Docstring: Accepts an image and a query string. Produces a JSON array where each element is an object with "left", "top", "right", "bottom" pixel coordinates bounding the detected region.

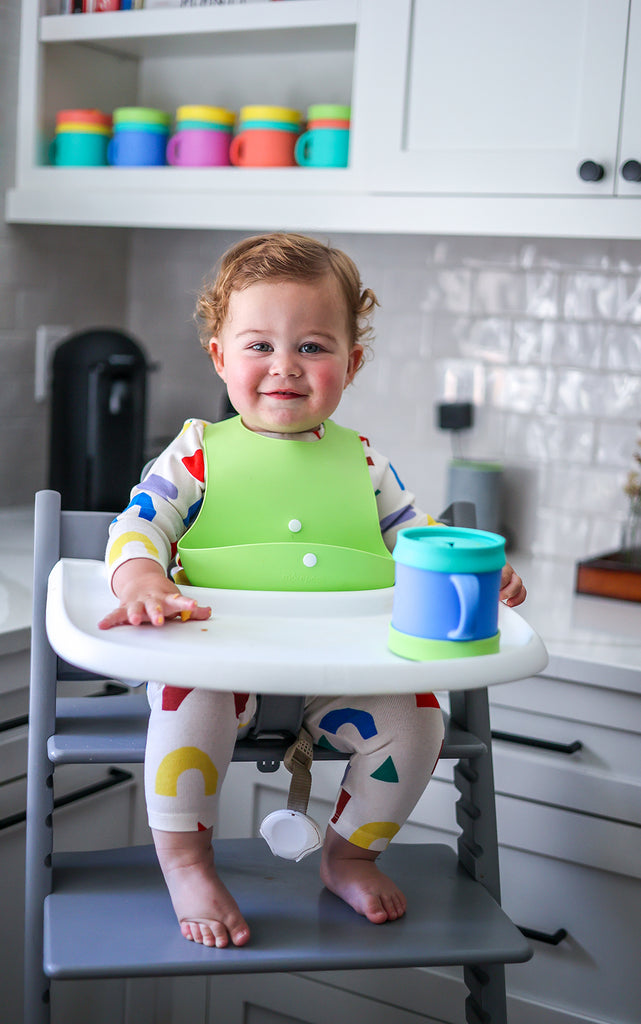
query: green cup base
[{"left": 388, "top": 626, "right": 500, "bottom": 661}]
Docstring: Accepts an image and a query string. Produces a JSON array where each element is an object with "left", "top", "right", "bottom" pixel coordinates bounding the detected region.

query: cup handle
[
  {"left": 107, "top": 136, "right": 117, "bottom": 165},
  {"left": 48, "top": 138, "right": 57, "bottom": 165},
  {"left": 229, "top": 134, "right": 243, "bottom": 166},
  {"left": 294, "top": 132, "right": 311, "bottom": 166},
  {"left": 166, "top": 134, "right": 179, "bottom": 166},
  {"left": 447, "top": 574, "right": 480, "bottom": 640}
]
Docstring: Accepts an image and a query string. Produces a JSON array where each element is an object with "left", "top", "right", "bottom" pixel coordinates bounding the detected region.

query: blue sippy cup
[{"left": 388, "top": 526, "right": 505, "bottom": 660}]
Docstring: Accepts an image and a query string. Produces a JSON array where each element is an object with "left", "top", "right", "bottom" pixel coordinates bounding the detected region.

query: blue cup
[
  {"left": 295, "top": 127, "right": 349, "bottom": 167},
  {"left": 388, "top": 526, "right": 505, "bottom": 661},
  {"left": 108, "top": 127, "right": 169, "bottom": 167}
]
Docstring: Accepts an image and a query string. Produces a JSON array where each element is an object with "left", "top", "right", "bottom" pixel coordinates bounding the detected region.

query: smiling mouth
[{"left": 263, "top": 390, "right": 306, "bottom": 399}]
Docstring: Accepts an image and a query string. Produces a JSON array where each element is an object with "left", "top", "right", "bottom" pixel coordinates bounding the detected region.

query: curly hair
[{"left": 194, "top": 233, "right": 378, "bottom": 365}]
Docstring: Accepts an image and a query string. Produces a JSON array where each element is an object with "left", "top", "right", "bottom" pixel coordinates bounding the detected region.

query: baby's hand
[
  {"left": 98, "top": 558, "right": 211, "bottom": 630},
  {"left": 499, "top": 562, "right": 527, "bottom": 608}
]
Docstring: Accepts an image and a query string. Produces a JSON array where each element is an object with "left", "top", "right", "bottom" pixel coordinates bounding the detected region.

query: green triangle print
[
  {"left": 370, "top": 756, "right": 399, "bottom": 783},
  {"left": 318, "top": 734, "right": 340, "bottom": 753}
]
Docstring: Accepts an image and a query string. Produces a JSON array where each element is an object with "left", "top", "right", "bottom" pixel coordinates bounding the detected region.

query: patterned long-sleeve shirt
[{"left": 105, "top": 418, "right": 435, "bottom": 587}]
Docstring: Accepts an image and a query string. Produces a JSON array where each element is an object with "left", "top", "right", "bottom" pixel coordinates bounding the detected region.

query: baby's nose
[{"left": 270, "top": 352, "right": 301, "bottom": 377}]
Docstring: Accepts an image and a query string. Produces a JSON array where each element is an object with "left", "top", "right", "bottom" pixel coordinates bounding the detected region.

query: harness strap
[{"left": 283, "top": 727, "right": 314, "bottom": 813}]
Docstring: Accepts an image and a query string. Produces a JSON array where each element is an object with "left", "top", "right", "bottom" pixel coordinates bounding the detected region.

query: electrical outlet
[{"left": 35, "top": 324, "right": 70, "bottom": 402}]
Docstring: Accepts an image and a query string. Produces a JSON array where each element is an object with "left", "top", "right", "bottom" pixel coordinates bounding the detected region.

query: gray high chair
[{"left": 25, "top": 489, "right": 532, "bottom": 1024}]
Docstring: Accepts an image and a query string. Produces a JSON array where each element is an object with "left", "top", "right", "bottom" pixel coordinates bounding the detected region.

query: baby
[{"left": 100, "top": 232, "right": 526, "bottom": 949}]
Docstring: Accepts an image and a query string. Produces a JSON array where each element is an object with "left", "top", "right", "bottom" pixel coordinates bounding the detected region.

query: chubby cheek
[
  {"left": 224, "top": 364, "right": 262, "bottom": 404},
  {"left": 311, "top": 364, "right": 352, "bottom": 403}
]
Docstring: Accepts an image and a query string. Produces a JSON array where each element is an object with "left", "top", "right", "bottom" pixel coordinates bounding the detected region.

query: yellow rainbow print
[
  {"left": 155, "top": 746, "right": 218, "bottom": 797},
  {"left": 348, "top": 821, "right": 400, "bottom": 851},
  {"left": 108, "top": 531, "right": 159, "bottom": 566}
]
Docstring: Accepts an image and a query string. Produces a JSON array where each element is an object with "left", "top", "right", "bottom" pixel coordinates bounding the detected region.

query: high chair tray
[
  {"left": 46, "top": 558, "right": 547, "bottom": 695},
  {"left": 44, "top": 840, "right": 531, "bottom": 978}
]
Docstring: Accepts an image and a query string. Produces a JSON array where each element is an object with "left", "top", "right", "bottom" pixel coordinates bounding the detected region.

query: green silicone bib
[{"left": 177, "top": 417, "right": 395, "bottom": 592}]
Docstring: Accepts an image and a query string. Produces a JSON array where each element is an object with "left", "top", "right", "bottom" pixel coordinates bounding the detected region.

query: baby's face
[{"left": 209, "top": 275, "right": 363, "bottom": 434}]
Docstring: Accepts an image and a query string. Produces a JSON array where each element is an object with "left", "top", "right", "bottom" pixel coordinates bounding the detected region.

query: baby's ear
[
  {"left": 346, "top": 343, "right": 365, "bottom": 384},
  {"left": 208, "top": 338, "right": 225, "bottom": 377}
]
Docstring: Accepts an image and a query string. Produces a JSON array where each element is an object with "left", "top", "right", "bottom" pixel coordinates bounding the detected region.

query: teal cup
[
  {"left": 295, "top": 127, "right": 349, "bottom": 168},
  {"left": 50, "top": 131, "right": 109, "bottom": 167}
]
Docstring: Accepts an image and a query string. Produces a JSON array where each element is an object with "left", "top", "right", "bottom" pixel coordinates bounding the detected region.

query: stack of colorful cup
[
  {"left": 108, "top": 107, "right": 171, "bottom": 167},
  {"left": 230, "top": 105, "right": 302, "bottom": 167},
  {"left": 295, "top": 104, "right": 351, "bottom": 168},
  {"left": 167, "top": 105, "right": 236, "bottom": 167},
  {"left": 50, "top": 109, "right": 112, "bottom": 167}
]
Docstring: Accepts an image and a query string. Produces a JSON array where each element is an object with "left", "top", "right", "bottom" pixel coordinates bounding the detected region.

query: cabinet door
[
  {"left": 617, "top": 0, "right": 641, "bottom": 195},
  {"left": 353, "top": 0, "right": 629, "bottom": 195}
]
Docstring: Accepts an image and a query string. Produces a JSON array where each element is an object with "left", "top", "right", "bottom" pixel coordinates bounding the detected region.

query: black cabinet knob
[
  {"left": 621, "top": 159, "right": 641, "bottom": 182},
  {"left": 578, "top": 160, "right": 605, "bottom": 182}
]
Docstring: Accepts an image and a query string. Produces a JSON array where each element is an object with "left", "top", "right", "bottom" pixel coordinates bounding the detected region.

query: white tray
[{"left": 46, "top": 559, "right": 548, "bottom": 695}]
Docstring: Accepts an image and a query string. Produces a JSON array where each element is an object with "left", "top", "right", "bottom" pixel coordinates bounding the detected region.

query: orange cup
[{"left": 230, "top": 127, "right": 297, "bottom": 167}]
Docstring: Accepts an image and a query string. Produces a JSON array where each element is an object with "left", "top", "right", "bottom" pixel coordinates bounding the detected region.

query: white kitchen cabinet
[
  {"left": 354, "top": 0, "right": 637, "bottom": 197},
  {"left": 6, "top": 0, "right": 641, "bottom": 236}
]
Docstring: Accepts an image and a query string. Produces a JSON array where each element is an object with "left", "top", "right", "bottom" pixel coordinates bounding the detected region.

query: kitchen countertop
[{"left": 1, "top": 507, "right": 639, "bottom": 694}]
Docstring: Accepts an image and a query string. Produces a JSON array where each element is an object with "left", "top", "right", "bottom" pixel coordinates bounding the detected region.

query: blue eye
[
  {"left": 250, "top": 342, "right": 272, "bottom": 352},
  {"left": 300, "top": 342, "right": 322, "bottom": 354}
]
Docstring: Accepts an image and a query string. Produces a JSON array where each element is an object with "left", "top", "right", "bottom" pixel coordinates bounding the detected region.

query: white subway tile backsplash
[
  {"left": 613, "top": 275, "right": 641, "bottom": 323},
  {"left": 596, "top": 421, "right": 641, "bottom": 468},
  {"left": 588, "top": 515, "right": 627, "bottom": 556},
  {"left": 419, "top": 268, "right": 472, "bottom": 314},
  {"left": 542, "top": 465, "right": 623, "bottom": 516},
  {"left": 524, "top": 270, "right": 559, "bottom": 318},
  {"left": 603, "top": 325, "right": 641, "bottom": 371},
  {"left": 514, "top": 320, "right": 603, "bottom": 369},
  {"left": 460, "top": 317, "right": 512, "bottom": 363},
  {"left": 434, "top": 357, "right": 485, "bottom": 404},
  {"left": 472, "top": 269, "right": 526, "bottom": 315},
  {"left": 496, "top": 365, "right": 554, "bottom": 414},
  {"left": 562, "top": 272, "right": 619, "bottom": 320},
  {"left": 532, "top": 508, "right": 590, "bottom": 562},
  {"left": 555, "top": 369, "right": 602, "bottom": 416},
  {"left": 504, "top": 414, "right": 595, "bottom": 464}
]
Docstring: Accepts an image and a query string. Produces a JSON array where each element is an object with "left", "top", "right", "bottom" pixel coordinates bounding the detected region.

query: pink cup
[
  {"left": 230, "top": 128, "right": 297, "bottom": 167},
  {"left": 166, "top": 128, "right": 231, "bottom": 167}
]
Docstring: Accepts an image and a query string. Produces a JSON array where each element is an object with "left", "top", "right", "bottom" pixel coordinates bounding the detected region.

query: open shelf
[{"left": 39, "top": 1, "right": 358, "bottom": 60}]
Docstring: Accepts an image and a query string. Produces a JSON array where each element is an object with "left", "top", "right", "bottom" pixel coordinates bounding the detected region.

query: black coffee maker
[{"left": 49, "top": 328, "right": 149, "bottom": 511}]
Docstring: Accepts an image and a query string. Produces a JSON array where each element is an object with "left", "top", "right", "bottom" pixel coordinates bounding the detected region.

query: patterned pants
[{"left": 145, "top": 683, "right": 445, "bottom": 852}]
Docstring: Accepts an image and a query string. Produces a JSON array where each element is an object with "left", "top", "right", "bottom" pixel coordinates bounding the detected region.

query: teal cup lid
[{"left": 393, "top": 526, "right": 505, "bottom": 573}]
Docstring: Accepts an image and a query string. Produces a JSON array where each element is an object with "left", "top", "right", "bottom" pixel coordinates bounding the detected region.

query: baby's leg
[
  {"left": 305, "top": 692, "right": 444, "bottom": 924},
  {"left": 145, "top": 683, "right": 256, "bottom": 947}
]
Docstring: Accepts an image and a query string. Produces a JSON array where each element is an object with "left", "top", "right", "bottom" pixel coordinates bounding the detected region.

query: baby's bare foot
[
  {"left": 152, "top": 828, "right": 250, "bottom": 948},
  {"left": 320, "top": 825, "right": 407, "bottom": 924}
]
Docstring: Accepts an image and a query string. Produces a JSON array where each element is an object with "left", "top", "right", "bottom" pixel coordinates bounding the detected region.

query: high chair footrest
[
  {"left": 50, "top": 694, "right": 150, "bottom": 763},
  {"left": 45, "top": 840, "right": 531, "bottom": 978}
]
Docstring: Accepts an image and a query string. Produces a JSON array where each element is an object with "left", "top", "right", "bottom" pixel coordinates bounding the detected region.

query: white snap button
[
  {"left": 288, "top": 519, "right": 302, "bottom": 533},
  {"left": 303, "top": 553, "right": 317, "bottom": 568}
]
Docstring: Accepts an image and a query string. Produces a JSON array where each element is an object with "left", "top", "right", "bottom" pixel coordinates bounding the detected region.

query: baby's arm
[
  {"left": 499, "top": 562, "right": 526, "bottom": 607},
  {"left": 98, "top": 557, "right": 211, "bottom": 629},
  {"left": 363, "top": 440, "right": 527, "bottom": 609}
]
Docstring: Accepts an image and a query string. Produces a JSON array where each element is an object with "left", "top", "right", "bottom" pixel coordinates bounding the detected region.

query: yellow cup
[
  {"left": 176, "top": 105, "right": 236, "bottom": 127},
  {"left": 239, "top": 105, "right": 301, "bottom": 126}
]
